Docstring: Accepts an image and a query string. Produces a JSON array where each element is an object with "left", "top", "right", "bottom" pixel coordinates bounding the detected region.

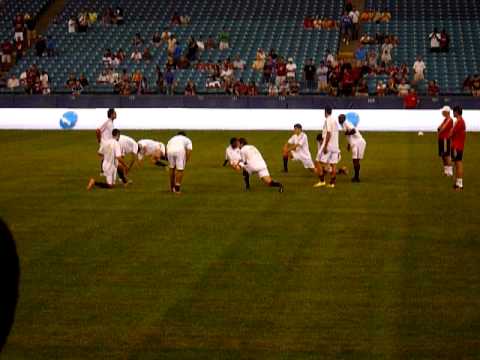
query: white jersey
[
  {"left": 225, "top": 145, "right": 241, "bottom": 164},
  {"left": 118, "top": 135, "right": 138, "bottom": 156},
  {"left": 240, "top": 145, "right": 267, "bottom": 171},
  {"left": 99, "top": 139, "right": 121, "bottom": 174},
  {"left": 166, "top": 135, "right": 193, "bottom": 154},
  {"left": 98, "top": 118, "right": 114, "bottom": 143},
  {"left": 321, "top": 115, "right": 340, "bottom": 152},
  {"left": 137, "top": 139, "right": 165, "bottom": 159},
  {"left": 288, "top": 132, "right": 312, "bottom": 160},
  {"left": 342, "top": 120, "right": 365, "bottom": 147}
]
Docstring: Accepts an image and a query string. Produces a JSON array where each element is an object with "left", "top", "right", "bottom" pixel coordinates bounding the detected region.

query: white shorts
[
  {"left": 168, "top": 151, "right": 186, "bottom": 170},
  {"left": 291, "top": 151, "right": 315, "bottom": 169},
  {"left": 245, "top": 164, "right": 270, "bottom": 178},
  {"left": 351, "top": 141, "right": 366, "bottom": 160},
  {"left": 316, "top": 147, "right": 341, "bottom": 165},
  {"left": 103, "top": 170, "right": 117, "bottom": 186}
]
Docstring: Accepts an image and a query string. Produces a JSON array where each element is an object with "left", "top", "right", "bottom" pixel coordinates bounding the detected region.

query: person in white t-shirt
[
  {"left": 286, "top": 57, "right": 297, "bottom": 80},
  {"left": 118, "top": 134, "right": 139, "bottom": 184},
  {"left": 87, "top": 129, "right": 128, "bottom": 190},
  {"left": 223, "top": 137, "right": 242, "bottom": 170},
  {"left": 166, "top": 132, "right": 193, "bottom": 193},
  {"left": 96, "top": 108, "right": 116, "bottom": 144},
  {"left": 282, "top": 123, "right": 314, "bottom": 172},
  {"left": 137, "top": 139, "right": 167, "bottom": 166},
  {"left": 429, "top": 28, "right": 440, "bottom": 52},
  {"left": 238, "top": 138, "right": 283, "bottom": 192},
  {"left": 413, "top": 56, "right": 426, "bottom": 83},
  {"left": 338, "top": 114, "right": 366, "bottom": 182},
  {"left": 314, "top": 106, "right": 340, "bottom": 188}
]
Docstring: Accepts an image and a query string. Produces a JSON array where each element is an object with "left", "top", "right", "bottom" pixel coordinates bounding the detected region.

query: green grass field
[{"left": 1, "top": 130, "right": 479, "bottom": 359}]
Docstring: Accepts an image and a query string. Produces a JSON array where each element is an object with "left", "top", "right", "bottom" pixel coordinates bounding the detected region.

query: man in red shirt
[
  {"left": 275, "top": 57, "right": 287, "bottom": 87},
  {"left": 437, "top": 106, "right": 453, "bottom": 176},
  {"left": 403, "top": 89, "right": 419, "bottom": 109},
  {"left": 450, "top": 105, "right": 466, "bottom": 190}
]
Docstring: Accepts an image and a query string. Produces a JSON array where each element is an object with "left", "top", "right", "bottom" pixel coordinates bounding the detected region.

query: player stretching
[
  {"left": 314, "top": 107, "right": 340, "bottom": 188},
  {"left": 95, "top": 108, "right": 116, "bottom": 174},
  {"left": 137, "top": 139, "right": 167, "bottom": 166},
  {"left": 437, "top": 106, "right": 453, "bottom": 177},
  {"left": 451, "top": 106, "right": 466, "bottom": 191},
  {"left": 87, "top": 129, "right": 128, "bottom": 190},
  {"left": 238, "top": 138, "right": 283, "bottom": 192},
  {"left": 118, "top": 133, "right": 139, "bottom": 185},
  {"left": 166, "top": 132, "right": 193, "bottom": 193},
  {"left": 338, "top": 114, "right": 366, "bottom": 182},
  {"left": 282, "top": 123, "right": 315, "bottom": 172},
  {"left": 223, "top": 137, "right": 242, "bottom": 170}
]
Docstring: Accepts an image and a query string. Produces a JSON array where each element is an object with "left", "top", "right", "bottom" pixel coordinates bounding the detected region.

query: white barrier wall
[{"left": 0, "top": 108, "right": 478, "bottom": 131}]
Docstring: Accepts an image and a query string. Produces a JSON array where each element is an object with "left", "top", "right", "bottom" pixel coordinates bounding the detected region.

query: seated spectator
[
  {"left": 248, "top": 81, "right": 258, "bottom": 96},
  {"left": 404, "top": 89, "right": 419, "bottom": 109},
  {"left": 161, "top": 27, "right": 171, "bottom": 41},
  {"left": 206, "top": 35, "right": 216, "bottom": 49},
  {"left": 386, "top": 78, "right": 398, "bottom": 95},
  {"left": 427, "top": 80, "right": 440, "bottom": 96},
  {"left": 340, "top": 68, "right": 354, "bottom": 96},
  {"left": 367, "top": 50, "right": 378, "bottom": 70},
  {"left": 397, "top": 79, "right": 410, "bottom": 96},
  {"left": 269, "top": 48, "right": 278, "bottom": 60},
  {"left": 268, "top": 82, "right": 278, "bottom": 96},
  {"left": 88, "top": 9, "right": 97, "bottom": 25},
  {"left": 35, "top": 36, "right": 46, "bottom": 57},
  {"left": 68, "top": 16, "right": 76, "bottom": 33},
  {"left": 77, "top": 10, "right": 88, "bottom": 32},
  {"left": 171, "top": 12, "right": 181, "bottom": 26},
  {"left": 46, "top": 36, "right": 55, "bottom": 57},
  {"left": 14, "top": 39, "right": 24, "bottom": 60},
  {"left": 220, "top": 60, "right": 234, "bottom": 80},
  {"left": 233, "top": 78, "right": 249, "bottom": 97},
  {"left": 132, "top": 33, "right": 144, "bottom": 47},
  {"left": 184, "top": 79, "right": 196, "bottom": 96},
  {"left": 303, "top": 17, "right": 314, "bottom": 29},
  {"left": 380, "top": 39, "right": 393, "bottom": 64},
  {"left": 97, "top": 70, "right": 109, "bottom": 84},
  {"left": 152, "top": 32, "right": 162, "bottom": 47},
  {"left": 180, "top": 15, "right": 191, "bottom": 26},
  {"left": 252, "top": 48, "right": 266, "bottom": 71},
  {"left": 167, "top": 34, "right": 177, "bottom": 56},
  {"left": 360, "top": 34, "right": 375, "bottom": 44},
  {"left": 173, "top": 42, "right": 182, "bottom": 65},
  {"left": 376, "top": 80, "right": 386, "bottom": 96},
  {"left": 325, "top": 50, "right": 336, "bottom": 67},
  {"left": 102, "top": 49, "right": 113, "bottom": 66},
  {"left": 79, "top": 73, "right": 89, "bottom": 87},
  {"left": 130, "top": 49, "right": 142, "bottom": 63},
  {"left": 177, "top": 55, "right": 190, "bottom": 69},
  {"left": 114, "top": 7, "right": 124, "bottom": 25},
  {"left": 186, "top": 37, "right": 198, "bottom": 62},
  {"left": 131, "top": 69, "right": 142, "bottom": 85},
  {"left": 196, "top": 38, "right": 205, "bottom": 52},
  {"left": 429, "top": 28, "right": 441, "bottom": 52},
  {"left": 462, "top": 75, "right": 473, "bottom": 93},
  {"left": 218, "top": 28, "right": 230, "bottom": 50},
  {"left": 142, "top": 47, "right": 152, "bottom": 63},
  {"left": 102, "top": 7, "right": 114, "bottom": 25},
  {"left": 233, "top": 54, "right": 246, "bottom": 70},
  {"left": 356, "top": 78, "right": 369, "bottom": 96},
  {"left": 7, "top": 75, "right": 19, "bottom": 89},
  {"left": 72, "top": 80, "right": 83, "bottom": 96},
  {"left": 289, "top": 79, "right": 300, "bottom": 96},
  {"left": 471, "top": 74, "right": 480, "bottom": 96},
  {"left": 66, "top": 73, "right": 76, "bottom": 89},
  {"left": 440, "top": 29, "right": 449, "bottom": 52}
]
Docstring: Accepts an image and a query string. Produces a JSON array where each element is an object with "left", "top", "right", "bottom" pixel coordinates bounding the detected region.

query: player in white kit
[
  {"left": 137, "top": 139, "right": 167, "bottom": 166},
  {"left": 118, "top": 133, "right": 139, "bottom": 185},
  {"left": 95, "top": 108, "right": 117, "bottom": 174},
  {"left": 166, "top": 132, "right": 193, "bottom": 193},
  {"left": 87, "top": 129, "right": 128, "bottom": 190},
  {"left": 314, "top": 106, "right": 341, "bottom": 188},
  {"left": 282, "top": 123, "right": 315, "bottom": 172},
  {"left": 338, "top": 114, "right": 367, "bottom": 182},
  {"left": 238, "top": 138, "right": 283, "bottom": 192},
  {"left": 223, "top": 137, "right": 242, "bottom": 171}
]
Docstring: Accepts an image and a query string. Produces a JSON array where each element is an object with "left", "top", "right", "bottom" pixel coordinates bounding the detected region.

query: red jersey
[
  {"left": 403, "top": 94, "right": 418, "bottom": 109},
  {"left": 438, "top": 116, "right": 453, "bottom": 140},
  {"left": 451, "top": 116, "right": 466, "bottom": 150}
]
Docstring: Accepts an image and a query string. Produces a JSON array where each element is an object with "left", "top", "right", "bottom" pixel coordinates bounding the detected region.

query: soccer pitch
[{"left": 1, "top": 130, "right": 479, "bottom": 359}]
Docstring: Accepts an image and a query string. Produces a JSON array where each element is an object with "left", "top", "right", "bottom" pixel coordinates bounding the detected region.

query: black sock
[
  {"left": 319, "top": 174, "right": 325, "bottom": 182},
  {"left": 155, "top": 160, "right": 167, "bottom": 167},
  {"left": 330, "top": 176, "right": 336, "bottom": 185},
  {"left": 117, "top": 168, "right": 127, "bottom": 184},
  {"left": 354, "top": 163, "right": 360, "bottom": 179},
  {"left": 243, "top": 170, "right": 250, "bottom": 189},
  {"left": 222, "top": 159, "right": 229, "bottom": 167},
  {"left": 95, "top": 182, "right": 111, "bottom": 189},
  {"left": 283, "top": 156, "right": 288, "bottom": 171},
  {"left": 100, "top": 160, "right": 103, "bottom": 173},
  {"left": 174, "top": 185, "right": 181, "bottom": 192},
  {"left": 269, "top": 180, "right": 282, "bottom": 187}
]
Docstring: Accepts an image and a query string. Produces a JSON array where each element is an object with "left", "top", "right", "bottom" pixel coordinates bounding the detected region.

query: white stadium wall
[{"left": 0, "top": 108, "right": 478, "bottom": 131}]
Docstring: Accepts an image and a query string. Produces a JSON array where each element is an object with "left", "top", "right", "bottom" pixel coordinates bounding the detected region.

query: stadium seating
[
  {"left": 363, "top": 0, "right": 480, "bottom": 94},
  {"left": 7, "top": 0, "right": 342, "bottom": 93}
]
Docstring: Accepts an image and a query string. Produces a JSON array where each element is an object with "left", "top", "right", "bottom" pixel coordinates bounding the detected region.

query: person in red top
[
  {"left": 403, "top": 88, "right": 419, "bottom": 109},
  {"left": 275, "top": 58, "right": 287, "bottom": 87},
  {"left": 437, "top": 106, "right": 453, "bottom": 176},
  {"left": 450, "top": 105, "right": 466, "bottom": 190}
]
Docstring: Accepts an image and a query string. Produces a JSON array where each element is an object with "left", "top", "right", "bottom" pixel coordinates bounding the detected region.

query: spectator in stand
[
  {"left": 340, "top": 11, "right": 353, "bottom": 45},
  {"left": 233, "top": 54, "right": 246, "bottom": 70},
  {"left": 354, "top": 44, "right": 367, "bottom": 63},
  {"left": 325, "top": 50, "right": 336, "bottom": 67},
  {"left": 35, "top": 36, "right": 46, "bottom": 57},
  {"left": 268, "top": 82, "right": 278, "bottom": 96},
  {"left": 173, "top": 42, "right": 182, "bottom": 66},
  {"left": 171, "top": 12, "right": 181, "bottom": 26},
  {"left": 161, "top": 27, "right": 171, "bottom": 42},
  {"left": 46, "top": 36, "right": 55, "bottom": 57},
  {"left": 79, "top": 73, "right": 89, "bottom": 88},
  {"left": 397, "top": 78, "right": 410, "bottom": 96},
  {"left": 66, "top": 73, "right": 76, "bottom": 89},
  {"left": 263, "top": 56, "right": 273, "bottom": 83},
  {"left": 356, "top": 78, "right": 369, "bottom": 96},
  {"left": 427, "top": 80, "right": 440, "bottom": 96},
  {"left": 25, "top": 13, "right": 36, "bottom": 47},
  {"left": 132, "top": 33, "right": 144, "bottom": 47},
  {"left": 68, "top": 16, "right": 76, "bottom": 33},
  {"left": 167, "top": 34, "right": 177, "bottom": 56},
  {"left": 303, "top": 58, "right": 316, "bottom": 90},
  {"left": 404, "top": 88, "right": 419, "bottom": 109},
  {"left": 248, "top": 81, "right": 258, "bottom": 96},
  {"left": 156, "top": 65, "right": 165, "bottom": 94},
  {"left": 386, "top": 78, "right": 398, "bottom": 95},
  {"left": 367, "top": 50, "right": 378, "bottom": 70},
  {"left": 304, "top": 17, "right": 314, "bottom": 29},
  {"left": 72, "top": 79, "right": 83, "bottom": 96},
  {"left": 164, "top": 67, "right": 175, "bottom": 95},
  {"left": 114, "top": 6, "right": 124, "bottom": 25},
  {"left": 130, "top": 49, "right": 142, "bottom": 63},
  {"left": 462, "top": 75, "right": 472, "bottom": 93},
  {"left": 196, "top": 38, "right": 205, "bottom": 53},
  {"left": 376, "top": 80, "right": 386, "bottom": 96},
  {"left": 233, "top": 78, "right": 249, "bottom": 97},
  {"left": 142, "top": 47, "right": 152, "bottom": 63},
  {"left": 177, "top": 55, "right": 190, "bottom": 69},
  {"left": 252, "top": 48, "right": 266, "bottom": 71},
  {"left": 152, "top": 32, "right": 161, "bottom": 48},
  {"left": 14, "top": 14, "right": 24, "bottom": 43},
  {"left": 206, "top": 35, "right": 216, "bottom": 49},
  {"left": 180, "top": 15, "right": 191, "bottom": 26},
  {"left": 186, "top": 36, "right": 198, "bottom": 62},
  {"left": 349, "top": 7, "right": 360, "bottom": 40},
  {"left": 14, "top": 39, "right": 24, "bottom": 60},
  {"left": 316, "top": 60, "right": 329, "bottom": 93},
  {"left": 218, "top": 28, "right": 230, "bottom": 50},
  {"left": 102, "top": 49, "right": 113, "bottom": 67},
  {"left": 77, "top": 10, "right": 88, "bottom": 32},
  {"left": 88, "top": 9, "right": 98, "bottom": 25},
  {"left": 341, "top": 68, "right": 354, "bottom": 96},
  {"left": 345, "top": 0, "right": 353, "bottom": 13},
  {"left": 7, "top": 74, "right": 19, "bottom": 90},
  {"left": 381, "top": 39, "right": 393, "bottom": 65},
  {"left": 440, "top": 29, "right": 449, "bottom": 52},
  {"left": 286, "top": 57, "right": 297, "bottom": 80},
  {"left": 471, "top": 74, "right": 480, "bottom": 96},
  {"left": 184, "top": 79, "right": 196, "bottom": 96},
  {"left": 275, "top": 57, "right": 287, "bottom": 87},
  {"left": 429, "top": 28, "right": 441, "bottom": 52},
  {"left": 97, "top": 70, "right": 109, "bottom": 84},
  {"left": 412, "top": 56, "right": 426, "bottom": 84}
]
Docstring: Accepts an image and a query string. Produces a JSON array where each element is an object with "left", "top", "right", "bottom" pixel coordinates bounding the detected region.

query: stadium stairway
[
  {"left": 337, "top": 0, "right": 366, "bottom": 62},
  {"left": 36, "top": 0, "right": 66, "bottom": 35}
]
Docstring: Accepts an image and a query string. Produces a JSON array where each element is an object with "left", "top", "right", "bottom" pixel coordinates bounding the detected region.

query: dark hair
[
  {"left": 107, "top": 108, "right": 115, "bottom": 118},
  {"left": 338, "top": 114, "right": 346, "bottom": 123},
  {"left": 229, "top": 137, "right": 237, "bottom": 146},
  {"left": 239, "top": 137, "right": 247, "bottom": 145},
  {"left": 325, "top": 106, "right": 333, "bottom": 115},
  {"left": 0, "top": 219, "right": 20, "bottom": 352},
  {"left": 453, "top": 105, "right": 462, "bottom": 115},
  {"left": 294, "top": 123, "right": 302, "bottom": 129},
  {"left": 177, "top": 131, "right": 186, "bottom": 136},
  {"left": 112, "top": 128, "right": 120, "bottom": 137}
]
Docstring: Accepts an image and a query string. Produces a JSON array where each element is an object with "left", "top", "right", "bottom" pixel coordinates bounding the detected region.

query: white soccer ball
[{"left": 418, "top": 131, "right": 424, "bottom": 136}]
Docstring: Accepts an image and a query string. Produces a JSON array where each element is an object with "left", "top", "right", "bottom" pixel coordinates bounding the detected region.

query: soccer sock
[
  {"left": 319, "top": 173, "right": 325, "bottom": 182},
  {"left": 117, "top": 168, "right": 127, "bottom": 184},
  {"left": 354, "top": 163, "right": 360, "bottom": 179},
  {"left": 222, "top": 159, "right": 229, "bottom": 167},
  {"left": 448, "top": 166, "right": 454, "bottom": 175},
  {"left": 269, "top": 180, "right": 282, "bottom": 187},
  {"left": 456, "top": 178, "right": 463, "bottom": 187},
  {"left": 174, "top": 184, "right": 181, "bottom": 192},
  {"left": 155, "top": 160, "right": 167, "bottom": 167},
  {"left": 330, "top": 176, "right": 336, "bottom": 185},
  {"left": 242, "top": 170, "right": 250, "bottom": 189},
  {"left": 283, "top": 156, "right": 288, "bottom": 171},
  {"left": 94, "top": 182, "right": 110, "bottom": 189}
]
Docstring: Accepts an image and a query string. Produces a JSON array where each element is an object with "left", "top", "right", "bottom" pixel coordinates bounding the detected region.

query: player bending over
[
  {"left": 166, "top": 131, "right": 193, "bottom": 194},
  {"left": 238, "top": 138, "right": 283, "bottom": 192},
  {"left": 450, "top": 105, "right": 466, "bottom": 191},
  {"left": 338, "top": 114, "right": 367, "bottom": 182},
  {"left": 314, "top": 106, "right": 341, "bottom": 188},
  {"left": 282, "top": 123, "right": 315, "bottom": 172},
  {"left": 223, "top": 137, "right": 242, "bottom": 171},
  {"left": 118, "top": 133, "right": 139, "bottom": 185},
  {"left": 137, "top": 139, "right": 167, "bottom": 166},
  {"left": 87, "top": 129, "right": 128, "bottom": 190},
  {"left": 437, "top": 106, "right": 453, "bottom": 177}
]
